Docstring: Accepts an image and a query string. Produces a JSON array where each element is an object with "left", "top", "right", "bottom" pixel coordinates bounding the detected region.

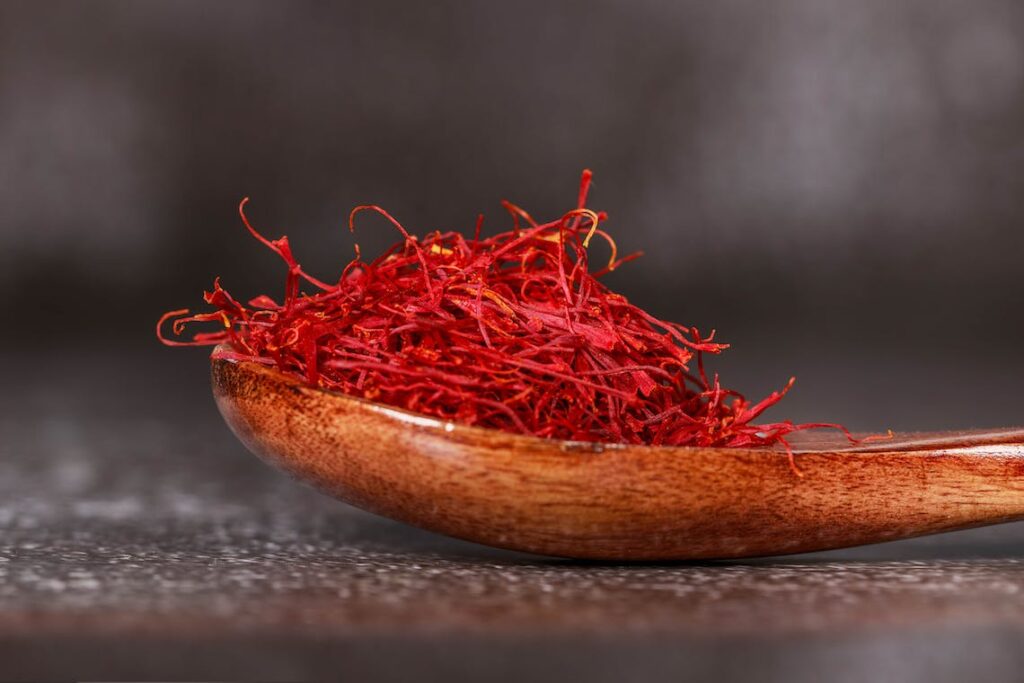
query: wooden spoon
[{"left": 212, "top": 354, "right": 1024, "bottom": 560}]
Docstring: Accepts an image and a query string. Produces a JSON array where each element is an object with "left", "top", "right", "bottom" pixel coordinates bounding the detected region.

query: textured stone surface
[{"left": 3, "top": 348, "right": 1024, "bottom": 680}]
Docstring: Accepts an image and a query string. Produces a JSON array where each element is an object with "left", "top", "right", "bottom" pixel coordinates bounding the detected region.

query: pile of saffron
[{"left": 159, "top": 170, "right": 861, "bottom": 474}]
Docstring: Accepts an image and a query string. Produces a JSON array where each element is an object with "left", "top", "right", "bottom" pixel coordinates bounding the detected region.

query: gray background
[
  {"left": 3, "top": 1, "right": 1024, "bottom": 680},
  {"left": 4, "top": 0, "right": 1024, "bottom": 429}
]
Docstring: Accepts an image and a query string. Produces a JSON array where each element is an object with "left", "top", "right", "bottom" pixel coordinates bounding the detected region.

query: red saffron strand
[{"left": 159, "top": 171, "right": 872, "bottom": 470}]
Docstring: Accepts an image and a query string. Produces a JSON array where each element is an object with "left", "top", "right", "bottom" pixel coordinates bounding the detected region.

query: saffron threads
[{"left": 159, "top": 170, "right": 870, "bottom": 475}]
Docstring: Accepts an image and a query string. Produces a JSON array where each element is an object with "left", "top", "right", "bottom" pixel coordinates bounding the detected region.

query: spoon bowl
[{"left": 212, "top": 354, "right": 1024, "bottom": 560}]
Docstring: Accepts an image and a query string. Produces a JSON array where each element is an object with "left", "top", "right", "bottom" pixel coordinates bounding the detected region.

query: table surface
[{"left": 4, "top": 348, "right": 1024, "bottom": 681}]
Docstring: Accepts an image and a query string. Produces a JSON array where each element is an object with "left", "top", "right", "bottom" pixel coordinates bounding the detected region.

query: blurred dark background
[{"left": 4, "top": 0, "right": 1024, "bottom": 430}]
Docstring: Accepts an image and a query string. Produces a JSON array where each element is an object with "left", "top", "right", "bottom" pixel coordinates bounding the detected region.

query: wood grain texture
[{"left": 212, "top": 355, "right": 1024, "bottom": 560}]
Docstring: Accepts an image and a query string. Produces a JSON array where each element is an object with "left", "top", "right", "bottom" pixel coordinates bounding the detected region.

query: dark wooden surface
[{"left": 4, "top": 348, "right": 1024, "bottom": 680}]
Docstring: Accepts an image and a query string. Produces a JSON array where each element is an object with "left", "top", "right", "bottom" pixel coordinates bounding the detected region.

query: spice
[{"left": 159, "top": 170, "right": 874, "bottom": 474}]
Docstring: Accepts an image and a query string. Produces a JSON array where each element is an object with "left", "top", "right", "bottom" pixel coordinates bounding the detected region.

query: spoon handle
[{"left": 792, "top": 427, "right": 1024, "bottom": 453}]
